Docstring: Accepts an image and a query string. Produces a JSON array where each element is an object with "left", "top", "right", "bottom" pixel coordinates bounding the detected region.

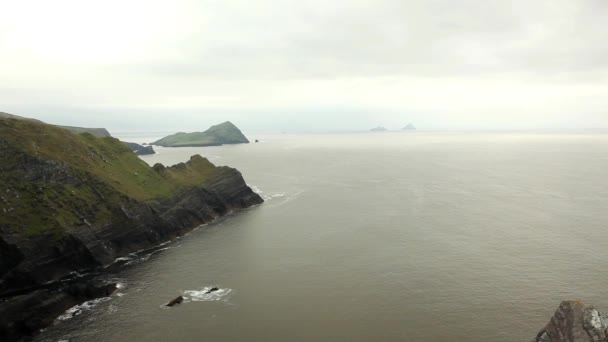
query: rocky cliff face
[
  {"left": 0, "top": 118, "right": 262, "bottom": 340},
  {"left": 123, "top": 141, "right": 155, "bottom": 155},
  {"left": 533, "top": 301, "right": 608, "bottom": 342}
]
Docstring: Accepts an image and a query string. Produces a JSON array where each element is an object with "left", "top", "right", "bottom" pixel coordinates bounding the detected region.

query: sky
[{"left": 1, "top": 0, "right": 607, "bottom": 133}]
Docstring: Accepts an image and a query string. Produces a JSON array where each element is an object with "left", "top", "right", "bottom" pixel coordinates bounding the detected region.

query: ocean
[{"left": 35, "top": 131, "right": 608, "bottom": 341}]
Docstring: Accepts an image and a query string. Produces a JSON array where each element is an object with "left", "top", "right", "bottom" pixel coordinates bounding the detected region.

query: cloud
[{"left": 0, "top": 0, "right": 607, "bottom": 131}]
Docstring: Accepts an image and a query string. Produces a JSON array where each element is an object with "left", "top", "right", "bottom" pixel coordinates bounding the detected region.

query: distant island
[
  {"left": 402, "top": 123, "right": 416, "bottom": 131},
  {"left": 153, "top": 121, "right": 249, "bottom": 147},
  {"left": 370, "top": 126, "right": 387, "bottom": 132}
]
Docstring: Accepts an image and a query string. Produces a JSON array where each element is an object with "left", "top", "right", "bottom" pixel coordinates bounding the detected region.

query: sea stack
[{"left": 402, "top": 123, "right": 416, "bottom": 131}]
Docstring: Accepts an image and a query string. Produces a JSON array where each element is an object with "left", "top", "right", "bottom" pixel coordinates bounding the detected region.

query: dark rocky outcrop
[
  {"left": 533, "top": 301, "right": 608, "bottom": 342},
  {"left": 123, "top": 141, "right": 155, "bottom": 155},
  {"left": 0, "top": 282, "right": 117, "bottom": 341},
  {"left": 205, "top": 287, "right": 220, "bottom": 294},
  {"left": 166, "top": 295, "right": 184, "bottom": 307}
]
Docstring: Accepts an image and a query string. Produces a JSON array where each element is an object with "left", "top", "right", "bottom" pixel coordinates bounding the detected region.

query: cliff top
[
  {"left": 0, "top": 117, "right": 219, "bottom": 235},
  {"left": 0, "top": 111, "right": 111, "bottom": 137}
]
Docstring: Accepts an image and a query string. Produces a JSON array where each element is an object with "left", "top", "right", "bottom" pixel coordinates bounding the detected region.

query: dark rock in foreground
[
  {"left": 533, "top": 301, "right": 608, "bottom": 342},
  {"left": 0, "top": 282, "right": 117, "bottom": 341}
]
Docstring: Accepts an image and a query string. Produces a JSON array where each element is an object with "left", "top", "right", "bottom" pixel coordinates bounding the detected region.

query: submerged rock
[
  {"left": 166, "top": 296, "right": 184, "bottom": 307},
  {"left": 205, "top": 287, "right": 220, "bottom": 294},
  {"left": 533, "top": 301, "right": 608, "bottom": 342}
]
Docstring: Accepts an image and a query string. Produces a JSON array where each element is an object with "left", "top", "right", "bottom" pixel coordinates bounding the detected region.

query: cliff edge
[{"left": 0, "top": 117, "right": 262, "bottom": 340}]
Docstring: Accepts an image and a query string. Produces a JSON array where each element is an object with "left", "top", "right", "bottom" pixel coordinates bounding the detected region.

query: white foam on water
[
  {"left": 182, "top": 286, "right": 232, "bottom": 302},
  {"left": 56, "top": 297, "right": 112, "bottom": 322},
  {"left": 251, "top": 185, "right": 290, "bottom": 201}
]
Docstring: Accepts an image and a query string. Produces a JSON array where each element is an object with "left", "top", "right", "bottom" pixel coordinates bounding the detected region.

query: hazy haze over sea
[{"left": 36, "top": 131, "right": 608, "bottom": 342}]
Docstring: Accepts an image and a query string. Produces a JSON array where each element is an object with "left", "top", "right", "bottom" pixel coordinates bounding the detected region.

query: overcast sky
[{"left": 1, "top": 0, "right": 607, "bottom": 132}]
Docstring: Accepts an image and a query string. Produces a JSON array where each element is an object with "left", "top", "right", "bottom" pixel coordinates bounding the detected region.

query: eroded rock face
[
  {"left": 0, "top": 282, "right": 117, "bottom": 341},
  {"left": 534, "top": 301, "right": 608, "bottom": 342}
]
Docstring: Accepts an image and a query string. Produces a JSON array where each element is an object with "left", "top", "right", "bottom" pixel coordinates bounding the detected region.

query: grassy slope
[
  {"left": 153, "top": 121, "right": 249, "bottom": 147},
  {"left": 0, "top": 111, "right": 111, "bottom": 137},
  {"left": 0, "top": 118, "right": 217, "bottom": 235}
]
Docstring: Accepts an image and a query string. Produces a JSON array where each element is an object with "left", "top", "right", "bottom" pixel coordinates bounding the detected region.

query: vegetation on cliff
[
  {"left": 0, "top": 118, "right": 220, "bottom": 237},
  {"left": 0, "top": 111, "right": 111, "bottom": 137},
  {"left": 152, "top": 121, "right": 249, "bottom": 147}
]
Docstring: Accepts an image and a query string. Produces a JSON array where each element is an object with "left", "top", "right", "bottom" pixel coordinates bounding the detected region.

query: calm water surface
[{"left": 36, "top": 132, "right": 608, "bottom": 342}]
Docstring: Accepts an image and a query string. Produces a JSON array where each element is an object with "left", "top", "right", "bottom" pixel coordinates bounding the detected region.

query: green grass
[
  {"left": 152, "top": 121, "right": 249, "bottom": 147},
  {"left": 0, "top": 118, "right": 220, "bottom": 234}
]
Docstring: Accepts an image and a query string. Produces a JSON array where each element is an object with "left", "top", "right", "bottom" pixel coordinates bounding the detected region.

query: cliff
[
  {"left": 0, "top": 111, "right": 111, "bottom": 138},
  {"left": 0, "top": 117, "right": 262, "bottom": 340},
  {"left": 59, "top": 125, "right": 111, "bottom": 138},
  {"left": 152, "top": 121, "right": 249, "bottom": 147},
  {"left": 533, "top": 301, "right": 608, "bottom": 342}
]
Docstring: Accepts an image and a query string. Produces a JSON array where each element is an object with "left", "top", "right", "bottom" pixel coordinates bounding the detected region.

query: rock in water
[
  {"left": 0, "top": 282, "right": 117, "bottom": 341},
  {"left": 205, "top": 287, "right": 220, "bottom": 294},
  {"left": 533, "top": 301, "right": 608, "bottom": 341},
  {"left": 123, "top": 141, "right": 156, "bottom": 155},
  {"left": 166, "top": 296, "right": 184, "bottom": 307}
]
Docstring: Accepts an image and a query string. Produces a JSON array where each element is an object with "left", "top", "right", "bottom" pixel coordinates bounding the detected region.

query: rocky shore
[
  {"left": 0, "top": 117, "right": 263, "bottom": 341},
  {"left": 533, "top": 301, "right": 608, "bottom": 342}
]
